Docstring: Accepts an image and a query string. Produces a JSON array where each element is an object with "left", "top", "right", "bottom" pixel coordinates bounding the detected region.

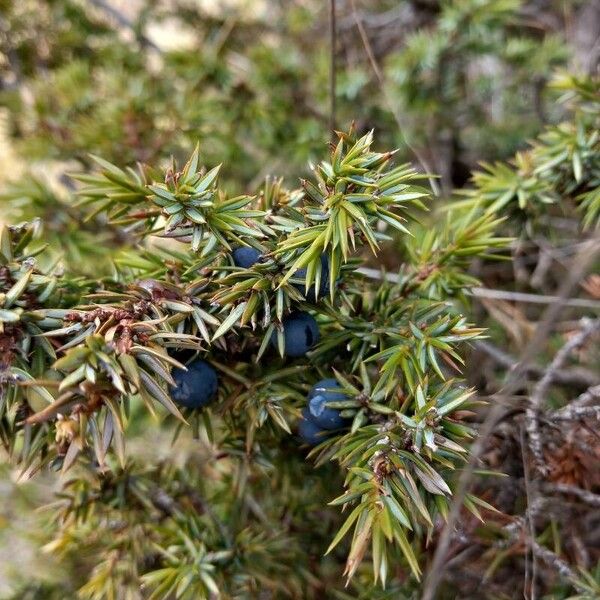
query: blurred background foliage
[{"left": 0, "top": 0, "right": 585, "bottom": 187}]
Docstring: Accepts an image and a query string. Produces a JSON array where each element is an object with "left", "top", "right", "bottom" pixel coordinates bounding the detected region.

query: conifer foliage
[
  {"left": 0, "top": 0, "right": 598, "bottom": 593},
  {"left": 0, "top": 128, "right": 510, "bottom": 595},
  {"left": 455, "top": 73, "right": 600, "bottom": 229}
]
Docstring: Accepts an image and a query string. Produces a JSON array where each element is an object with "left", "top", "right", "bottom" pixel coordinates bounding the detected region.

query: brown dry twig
[
  {"left": 477, "top": 340, "right": 599, "bottom": 390},
  {"left": 550, "top": 404, "right": 600, "bottom": 421},
  {"left": 496, "top": 515, "right": 584, "bottom": 592},
  {"left": 555, "top": 383, "right": 600, "bottom": 418},
  {"left": 541, "top": 482, "right": 600, "bottom": 507},
  {"left": 526, "top": 318, "right": 600, "bottom": 475}
]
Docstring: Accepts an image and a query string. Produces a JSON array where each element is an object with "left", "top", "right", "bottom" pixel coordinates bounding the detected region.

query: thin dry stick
[
  {"left": 551, "top": 404, "right": 600, "bottom": 421},
  {"left": 501, "top": 522, "right": 583, "bottom": 591},
  {"left": 421, "top": 237, "right": 600, "bottom": 600},
  {"left": 542, "top": 482, "right": 600, "bottom": 507},
  {"left": 476, "top": 340, "right": 599, "bottom": 389},
  {"left": 529, "top": 538, "right": 581, "bottom": 587},
  {"left": 520, "top": 425, "right": 538, "bottom": 599},
  {"left": 555, "top": 383, "right": 600, "bottom": 417},
  {"left": 329, "top": 0, "right": 337, "bottom": 137},
  {"left": 470, "top": 287, "right": 600, "bottom": 310},
  {"left": 526, "top": 317, "right": 599, "bottom": 474},
  {"left": 357, "top": 268, "right": 600, "bottom": 310},
  {"left": 495, "top": 505, "right": 584, "bottom": 592},
  {"left": 348, "top": 0, "right": 440, "bottom": 197}
]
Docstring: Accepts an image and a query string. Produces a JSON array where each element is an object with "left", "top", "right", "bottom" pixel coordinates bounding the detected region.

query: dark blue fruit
[
  {"left": 272, "top": 311, "right": 320, "bottom": 357},
  {"left": 170, "top": 359, "right": 218, "bottom": 409},
  {"left": 232, "top": 246, "right": 262, "bottom": 268},
  {"left": 292, "top": 254, "right": 331, "bottom": 302},
  {"left": 298, "top": 408, "right": 328, "bottom": 446},
  {"left": 308, "top": 378, "right": 347, "bottom": 429}
]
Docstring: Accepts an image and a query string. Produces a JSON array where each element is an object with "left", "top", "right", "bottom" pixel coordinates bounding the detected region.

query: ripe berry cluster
[{"left": 170, "top": 248, "right": 342, "bottom": 445}]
